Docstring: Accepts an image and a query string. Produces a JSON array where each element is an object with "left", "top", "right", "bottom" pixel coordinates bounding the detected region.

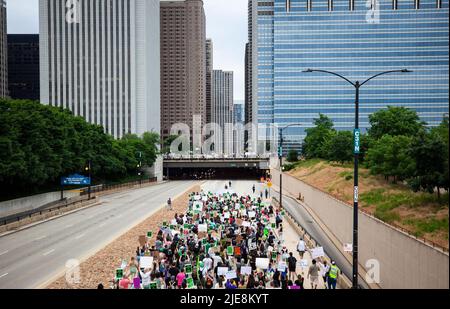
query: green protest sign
[
  {"left": 185, "top": 264, "right": 193, "bottom": 274},
  {"left": 162, "top": 221, "right": 168, "bottom": 227},
  {"left": 271, "top": 223, "right": 276, "bottom": 229},
  {"left": 227, "top": 246, "right": 234, "bottom": 256},
  {"left": 202, "top": 238, "right": 208, "bottom": 245},
  {"left": 147, "top": 231, "right": 152, "bottom": 238},
  {"left": 150, "top": 282, "right": 158, "bottom": 289},
  {"left": 184, "top": 224, "right": 190, "bottom": 229},
  {"left": 170, "top": 225, "right": 176, "bottom": 230},
  {"left": 116, "top": 268, "right": 123, "bottom": 279},
  {"left": 264, "top": 228, "right": 269, "bottom": 237},
  {"left": 187, "top": 277, "right": 195, "bottom": 289}
]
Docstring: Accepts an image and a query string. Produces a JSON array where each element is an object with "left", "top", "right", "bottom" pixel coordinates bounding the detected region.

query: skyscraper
[
  {"left": 160, "top": 0, "right": 206, "bottom": 142},
  {"left": 39, "top": 0, "right": 161, "bottom": 138},
  {"left": 0, "top": 0, "right": 7, "bottom": 98},
  {"left": 206, "top": 38, "right": 213, "bottom": 124},
  {"left": 234, "top": 100, "right": 244, "bottom": 125},
  {"left": 211, "top": 70, "right": 234, "bottom": 154},
  {"left": 8, "top": 34, "right": 40, "bottom": 100},
  {"left": 251, "top": 0, "right": 449, "bottom": 152}
]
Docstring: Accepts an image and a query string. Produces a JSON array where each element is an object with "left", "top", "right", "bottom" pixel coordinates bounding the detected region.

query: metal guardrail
[{"left": 1, "top": 178, "right": 158, "bottom": 227}]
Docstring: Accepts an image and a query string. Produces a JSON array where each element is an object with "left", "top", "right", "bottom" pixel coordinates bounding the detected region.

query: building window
[{"left": 437, "top": 0, "right": 442, "bottom": 8}]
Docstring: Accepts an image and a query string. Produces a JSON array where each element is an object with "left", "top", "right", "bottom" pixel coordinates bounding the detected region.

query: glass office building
[{"left": 254, "top": 0, "right": 449, "bottom": 152}]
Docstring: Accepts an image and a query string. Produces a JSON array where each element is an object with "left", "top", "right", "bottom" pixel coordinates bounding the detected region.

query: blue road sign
[{"left": 61, "top": 174, "right": 91, "bottom": 186}]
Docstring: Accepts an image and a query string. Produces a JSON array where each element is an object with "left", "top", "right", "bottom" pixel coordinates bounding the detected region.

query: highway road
[
  {"left": 272, "top": 188, "right": 370, "bottom": 289},
  {"left": 0, "top": 181, "right": 196, "bottom": 289}
]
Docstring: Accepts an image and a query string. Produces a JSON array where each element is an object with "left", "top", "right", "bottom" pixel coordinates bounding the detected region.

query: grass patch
[
  {"left": 294, "top": 158, "right": 323, "bottom": 169},
  {"left": 404, "top": 217, "right": 449, "bottom": 237},
  {"left": 338, "top": 171, "right": 353, "bottom": 181},
  {"left": 374, "top": 210, "right": 401, "bottom": 223},
  {"left": 329, "top": 161, "right": 353, "bottom": 169}
]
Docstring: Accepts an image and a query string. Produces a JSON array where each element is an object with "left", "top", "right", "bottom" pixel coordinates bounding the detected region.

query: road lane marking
[
  {"left": 74, "top": 233, "right": 85, "bottom": 240},
  {"left": 43, "top": 249, "right": 55, "bottom": 256},
  {"left": 0, "top": 250, "right": 9, "bottom": 256},
  {"left": 34, "top": 236, "right": 47, "bottom": 241},
  {"left": 0, "top": 273, "right": 8, "bottom": 279}
]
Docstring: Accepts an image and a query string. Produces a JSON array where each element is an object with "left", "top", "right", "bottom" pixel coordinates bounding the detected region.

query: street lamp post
[
  {"left": 303, "top": 68, "right": 412, "bottom": 289},
  {"left": 278, "top": 123, "right": 303, "bottom": 211},
  {"left": 85, "top": 160, "right": 92, "bottom": 200}
]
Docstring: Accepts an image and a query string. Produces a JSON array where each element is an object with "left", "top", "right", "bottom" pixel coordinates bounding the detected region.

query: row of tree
[
  {"left": 0, "top": 99, "right": 160, "bottom": 199},
  {"left": 300, "top": 107, "right": 449, "bottom": 197}
]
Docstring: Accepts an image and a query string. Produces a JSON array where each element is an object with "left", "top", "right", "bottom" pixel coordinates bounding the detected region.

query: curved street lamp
[
  {"left": 278, "top": 123, "right": 303, "bottom": 214},
  {"left": 303, "top": 68, "right": 412, "bottom": 289}
]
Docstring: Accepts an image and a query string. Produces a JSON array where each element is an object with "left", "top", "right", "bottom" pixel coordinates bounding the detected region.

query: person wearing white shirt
[
  {"left": 203, "top": 255, "right": 213, "bottom": 272},
  {"left": 297, "top": 237, "right": 306, "bottom": 259},
  {"left": 319, "top": 260, "right": 330, "bottom": 289},
  {"left": 139, "top": 268, "right": 152, "bottom": 289}
]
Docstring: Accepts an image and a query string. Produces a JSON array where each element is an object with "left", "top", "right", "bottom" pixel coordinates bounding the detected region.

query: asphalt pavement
[{"left": 0, "top": 181, "right": 195, "bottom": 289}]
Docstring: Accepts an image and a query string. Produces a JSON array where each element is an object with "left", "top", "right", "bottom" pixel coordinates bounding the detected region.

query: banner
[
  {"left": 311, "top": 247, "right": 325, "bottom": 259},
  {"left": 140, "top": 256, "right": 153, "bottom": 269},
  {"left": 241, "top": 266, "right": 252, "bottom": 275},
  {"left": 255, "top": 258, "right": 270, "bottom": 270}
]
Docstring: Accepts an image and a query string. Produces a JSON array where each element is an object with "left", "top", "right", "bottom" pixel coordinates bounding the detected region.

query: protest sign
[
  {"left": 202, "top": 196, "right": 208, "bottom": 202},
  {"left": 235, "top": 203, "right": 241, "bottom": 210},
  {"left": 147, "top": 231, "right": 152, "bottom": 238},
  {"left": 227, "top": 246, "right": 234, "bottom": 256},
  {"left": 344, "top": 243, "right": 353, "bottom": 252},
  {"left": 193, "top": 201, "right": 203, "bottom": 213},
  {"left": 311, "top": 247, "right": 325, "bottom": 259},
  {"left": 140, "top": 256, "right": 153, "bottom": 269},
  {"left": 198, "top": 224, "right": 207, "bottom": 232},
  {"left": 298, "top": 259, "right": 309, "bottom": 268},
  {"left": 225, "top": 270, "right": 237, "bottom": 280},
  {"left": 224, "top": 212, "right": 230, "bottom": 219},
  {"left": 255, "top": 258, "right": 270, "bottom": 270},
  {"left": 278, "top": 261, "right": 287, "bottom": 272},
  {"left": 116, "top": 268, "right": 123, "bottom": 279},
  {"left": 271, "top": 251, "right": 278, "bottom": 260},
  {"left": 194, "top": 195, "right": 201, "bottom": 201},
  {"left": 242, "top": 221, "right": 250, "bottom": 227},
  {"left": 234, "top": 247, "right": 241, "bottom": 256},
  {"left": 150, "top": 282, "right": 158, "bottom": 289},
  {"left": 185, "top": 264, "right": 193, "bottom": 274},
  {"left": 248, "top": 211, "right": 256, "bottom": 218},
  {"left": 187, "top": 277, "right": 195, "bottom": 289},
  {"left": 241, "top": 266, "right": 252, "bottom": 275},
  {"left": 218, "top": 267, "right": 229, "bottom": 276}
]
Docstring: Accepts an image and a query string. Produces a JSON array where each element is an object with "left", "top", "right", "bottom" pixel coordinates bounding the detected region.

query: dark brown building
[{"left": 160, "top": 0, "right": 206, "bottom": 141}]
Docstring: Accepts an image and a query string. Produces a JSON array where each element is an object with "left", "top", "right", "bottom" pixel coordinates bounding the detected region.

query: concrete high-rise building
[
  {"left": 206, "top": 38, "right": 213, "bottom": 124},
  {"left": 211, "top": 70, "right": 233, "bottom": 154},
  {"left": 234, "top": 100, "right": 244, "bottom": 125},
  {"left": 160, "top": 0, "right": 206, "bottom": 142},
  {"left": 8, "top": 34, "right": 40, "bottom": 100},
  {"left": 0, "top": 0, "right": 7, "bottom": 98},
  {"left": 251, "top": 0, "right": 449, "bottom": 153},
  {"left": 39, "top": 0, "right": 161, "bottom": 138}
]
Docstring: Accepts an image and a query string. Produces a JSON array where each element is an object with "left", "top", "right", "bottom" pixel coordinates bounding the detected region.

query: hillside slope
[{"left": 287, "top": 159, "right": 449, "bottom": 249}]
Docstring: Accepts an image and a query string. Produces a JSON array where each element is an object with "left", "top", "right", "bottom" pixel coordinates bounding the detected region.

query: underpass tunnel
[{"left": 163, "top": 167, "right": 268, "bottom": 180}]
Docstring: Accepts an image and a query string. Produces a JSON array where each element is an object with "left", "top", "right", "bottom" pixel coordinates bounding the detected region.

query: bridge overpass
[{"left": 163, "top": 157, "right": 272, "bottom": 180}]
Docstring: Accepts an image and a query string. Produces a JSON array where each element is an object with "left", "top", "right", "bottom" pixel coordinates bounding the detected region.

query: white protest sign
[
  {"left": 241, "top": 266, "right": 252, "bottom": 275},
  {"left": 202, "top": 196, "right": 208, "bottom": 202},
  {"left": 277, "top": 261, "right": 287, "bottom": 272},
  {"left": 235, "top": 203, "right": 241, "bottom": 210},
  {"left": 198, "top": 224, "right": 207, "bottom": 233},
  {"left": 224, "top": 212, "right": 230, "bottom": 219},
  {"left": 311, "top": 247, "right": 325, "bottom": 259},
  {"left": 194, "top": 195, "right": 201, "bottom": 201},
  {"left": 140, "top": 257, "right": 154, "bottom": 269},
  {"left": 255, "top": 258, "right": 270, "bottom": 270},
  {"left": 225, "top": 270, "right": 237, "bottom": 280},
  {"left": 193, "top": 201, "right": 203, "bottom": 212},
  {"left": 344, "top": 243, "right": 353, "bottom": 252},
  {"left": 218, "top": 267, "right": 229, "bottom": 276},
  {"left": 248, "top": 211, "right": 256, "bottom": 218},
  {"left": 298, "top": 259, "right": 309, "bottom": 268},
  {"left": 242, "top": 221, "right": 251, "bottom": 228}
]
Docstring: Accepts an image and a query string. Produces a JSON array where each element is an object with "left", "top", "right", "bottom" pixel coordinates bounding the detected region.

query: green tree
[
  {"left": 302, "top": 114, "right": 335, "bottom": 159},
  {"left": 368, "top": 106, "right": 425, "bottom": 139},
  {"left": 408, "top": 129, "right": 448, "bottom": 198},
  {"left": 323, "top": 131, "right": 354, "bottom": 164},
  {"left": 366, "top": 135, "right": 415, "bottom": 183},
  {"left": 287, "top": 149, "right": 299, "bottom": 162}
]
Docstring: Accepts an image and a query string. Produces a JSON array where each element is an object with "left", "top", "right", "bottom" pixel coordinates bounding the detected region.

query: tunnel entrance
[{"left": 163, "top": 167, "right": 268, "bottom": 180}]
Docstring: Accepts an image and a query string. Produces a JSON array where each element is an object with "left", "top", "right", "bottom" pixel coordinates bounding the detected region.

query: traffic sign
[
  {"left": 61, "top": 174, "right": 91, "bottom": 186},
  {"left": 354, "top": 129, "right": 361, "bottom": 154}
]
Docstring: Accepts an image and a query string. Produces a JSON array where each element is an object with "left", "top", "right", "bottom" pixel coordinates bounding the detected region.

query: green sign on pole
[
  {"left": 116, "top": 268, "right": 123, "bottom": 279},
  {"left": 185, "top": 264, "right": 193, "bottom": 274},
  {"left": 187, "top": 277, "right": 195, "bottom": 289},
  {"left": 354, "top": 129, "right": 361, "bottom": 154}
]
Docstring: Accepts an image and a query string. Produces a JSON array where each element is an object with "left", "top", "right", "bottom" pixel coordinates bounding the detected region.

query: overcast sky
[{"left": 6, "top": 0, "right": 247, "bottom": 100}]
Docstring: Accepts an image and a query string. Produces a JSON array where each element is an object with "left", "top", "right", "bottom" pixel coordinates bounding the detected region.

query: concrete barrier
[
  {"left": 0, "top": 190, "right": 80, "bottom": 219},
  {"left": 271, "top": 168, "right": 449, "bottom": 289}
]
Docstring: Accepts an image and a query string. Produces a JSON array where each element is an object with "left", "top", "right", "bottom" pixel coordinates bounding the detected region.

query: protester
[
  {"left": 308, "top": 259, "right": 320, "bottom": 289},
  {"left": 297, "top": 237, "right": 306, "bottom": 259},
  {"left": 287, "top": 252, "right": 297, "bottom": 281},
  {"left": 319, "top": 260, "right": 330, "bottom": 289},
  {"left": 327, "top": 261, "right": 340, "bottom": 289}
]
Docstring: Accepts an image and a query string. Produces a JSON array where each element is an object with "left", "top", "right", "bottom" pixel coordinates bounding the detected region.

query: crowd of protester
[{"left": 111, "top": 183, "right": 339, "bottom": 289}]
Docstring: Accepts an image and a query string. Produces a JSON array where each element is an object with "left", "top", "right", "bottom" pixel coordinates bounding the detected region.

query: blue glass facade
[{"left": 256, "top": 0, "right": 449, "bottom": 152}]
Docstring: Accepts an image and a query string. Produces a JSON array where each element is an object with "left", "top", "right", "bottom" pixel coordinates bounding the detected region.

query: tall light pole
[
  {"left": 278, "top": 123, "right": 303, "bottom": 211},
  {"left": 85, "top": 160, "right": 92, "bottom": 199},
  {"left": 303, "top": 68, "right": 412, "bottom": 289}
]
